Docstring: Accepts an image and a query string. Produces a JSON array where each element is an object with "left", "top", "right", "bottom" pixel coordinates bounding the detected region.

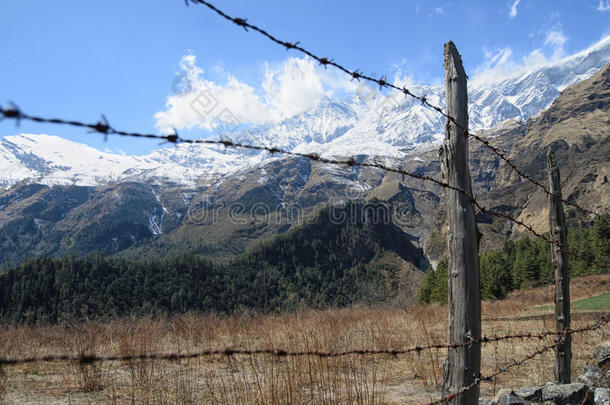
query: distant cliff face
[{"left": 492, "top": 61, "right": 610, "bottom": 236}]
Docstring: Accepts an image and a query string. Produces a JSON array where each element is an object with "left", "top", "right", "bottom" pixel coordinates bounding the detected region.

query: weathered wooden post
[
  {"left": 547, "top": 148, "right": 572, "bottom": 383},
  {"left": 440, "top": 41, "right": 481, "bottom": 404}
]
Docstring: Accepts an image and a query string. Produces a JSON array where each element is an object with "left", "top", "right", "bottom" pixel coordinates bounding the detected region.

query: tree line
[{"left": 418, "top": 215, "right": 610, "bottom": 303}]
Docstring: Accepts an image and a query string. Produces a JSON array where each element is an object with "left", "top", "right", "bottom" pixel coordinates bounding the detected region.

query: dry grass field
[{"left": 0, "top": 274, "right": 609, "bottom": 404}]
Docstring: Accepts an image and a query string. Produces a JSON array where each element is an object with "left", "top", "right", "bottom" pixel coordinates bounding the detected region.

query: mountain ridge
[{"left": 1, "top": 36, "right": 609, "bottom": 188}]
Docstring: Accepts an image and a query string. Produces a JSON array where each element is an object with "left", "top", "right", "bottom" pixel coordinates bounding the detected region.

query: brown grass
[{"left": 0, "top": 274, "right": 608, "bottom": 404}]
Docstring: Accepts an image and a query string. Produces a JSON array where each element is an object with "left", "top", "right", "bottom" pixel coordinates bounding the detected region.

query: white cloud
[
  {"left": 435, "top": 7, "right": 444, "bottom": 14},
  {"left": 486, "top": 47, "right": 513, "bottom": 67},
  {"left": 509, "top": 0, "right": 521, "bottom": 18},
  {"left": 545, "top": 30, "right": 566, "bottom": 48},
  {"left": 472, "top": 47, "right": 518, "bottom": 86},
  {"left": 544, "top": 30, "right": 567, "bottom": 59},
  {"left": 472, "top": 31, "right": 568, "bottom": 87},
  {"left": 155, "top": 55, "right": 357, "bottom": 134},
  {"left": 261, "top": 59, "right": 328, "bottom": 119},
  {"left": 598, "top": 0, "right": 610, "bottom": 11}
]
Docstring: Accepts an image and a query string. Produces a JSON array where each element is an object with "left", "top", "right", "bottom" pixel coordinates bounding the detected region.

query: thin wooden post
[
  {"left": 547, "top": 148, "right": 572, "bottom": 383},
  {"left": 440, "top": 41, "right": 481, "bottom": 405}
]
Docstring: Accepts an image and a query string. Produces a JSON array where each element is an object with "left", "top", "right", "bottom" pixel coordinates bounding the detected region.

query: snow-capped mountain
[
  {"left": 1, "top": 36, "right": 609, "bottom": 187},
  {"left": 0, "top": 134, "right": 271, "bottom": 187}
]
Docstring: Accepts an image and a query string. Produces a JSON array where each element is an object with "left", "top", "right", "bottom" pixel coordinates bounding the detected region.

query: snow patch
[
  {"left": 258, "top": 168, "right": 268, "bottom": 184},
  {"left": 147, "top": 207, "right": 167, "bottom": 236}
]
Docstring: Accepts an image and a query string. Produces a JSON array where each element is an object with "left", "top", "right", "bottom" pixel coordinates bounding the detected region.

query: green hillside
[{"left": 0, "top": 202, "right": 426, "bottom": 323}]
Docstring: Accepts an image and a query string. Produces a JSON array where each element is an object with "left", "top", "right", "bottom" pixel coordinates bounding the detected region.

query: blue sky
[{"left": 1, "top": 0, "right": 609, "bottom": 155}]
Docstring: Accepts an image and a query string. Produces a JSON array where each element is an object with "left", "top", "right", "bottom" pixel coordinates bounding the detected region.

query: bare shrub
[
  {"left": 77, "top": 361, "right": 104, "bottom": 392},
  {"left": 0, "top": 365, "right": 7, "bottom": 404}
]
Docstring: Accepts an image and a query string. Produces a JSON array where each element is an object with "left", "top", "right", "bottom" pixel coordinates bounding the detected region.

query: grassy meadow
[{"left": 0, "top": 274, "right": 608, "bottom": 404}]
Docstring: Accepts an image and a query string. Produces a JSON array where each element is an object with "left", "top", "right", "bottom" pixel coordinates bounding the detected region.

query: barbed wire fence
[
  {"left": 0, "top": 316, "right": 607, "bottom": 404},
  {"left": 422, "top": 318, "right": 607, "bottom": 405},
  {"left": 1, "top": 1, "right": 609, "bottom": 403},
  {"left": 2, "top": 318, "right": 605, "bottom": 366}
]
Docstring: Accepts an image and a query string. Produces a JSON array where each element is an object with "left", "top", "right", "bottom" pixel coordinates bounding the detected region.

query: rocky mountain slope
[{"left": 424, "top": 60, "right": 610, "bottom": 259}]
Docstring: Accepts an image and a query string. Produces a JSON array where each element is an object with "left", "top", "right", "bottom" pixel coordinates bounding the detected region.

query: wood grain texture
[
  {"left": 547, "top": 148, "right": 572, "bottom": 383},
  {"left": 440, "top": 41, "right": 481, "bottom": 405}
]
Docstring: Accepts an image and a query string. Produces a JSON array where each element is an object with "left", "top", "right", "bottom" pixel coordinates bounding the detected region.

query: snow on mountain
[
  {"left": 468, "top": 36, "right": 610, "bottom": 129},
  {"left": 1, "top": 37, "right": 609, "bottom": 187},
  {"left": 226, "top": 35, "right": 610, "bottom": 160},
  {"left": 0, "top": 134, "right": 270, "bottom": 187},
  {"left": 235, "top": 97, "right": 359, "bottom": 150}
]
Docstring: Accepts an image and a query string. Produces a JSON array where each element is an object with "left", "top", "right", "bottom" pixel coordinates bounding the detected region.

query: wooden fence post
[
  {"left": 547, "top": 148, "right": 572, "bottom": 383},
  {"left": 440, "top": 41, "right": 481, "bottom": 404}
]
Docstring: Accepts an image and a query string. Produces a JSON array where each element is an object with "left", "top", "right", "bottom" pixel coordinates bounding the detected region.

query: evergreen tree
[{"left": 418, "top": 216, "right": 609, "bottom": 304}]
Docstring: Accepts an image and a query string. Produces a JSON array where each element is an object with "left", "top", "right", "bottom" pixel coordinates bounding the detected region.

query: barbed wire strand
[
  {"left": 0, "top": 316, "right": 606, "bottom": 367},
  {"left": 421, "top": 316, "right": 608, "bottom": 405},
  {"left": 186, "top": 0, "right": 608, "bottom": 226},
  {"left": 0, "top": 105, "right": 469, "bottom": 193},
  {"left": 0, "top": 330, "right": 548, "bottom": 366},
  {"left": 0, "top": 106, "right": 607, "bottom": 270}
]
